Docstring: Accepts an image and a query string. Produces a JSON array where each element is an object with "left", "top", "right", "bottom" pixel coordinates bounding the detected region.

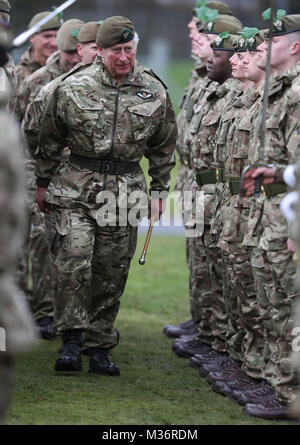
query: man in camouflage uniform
[
  {"left": 163, "top": 1, "right": 233, "bottom": 341},
  {"left": 207, "top": 30, "right": 272, "bottom": 400},
  {"left": 163, "top": 1, "right": 232, "bottom": 337},
  {"left": 25, "top": 16, "right": 177, "bottom": 375},
  {"left": 16, "top": 19, "right": 84, "bottom": 340},
  {"left": 15, "top": 11, "right": 61, "bottom": 85},
  {"left": 0, "top": 24, "right": 37, "bottom": 424},
  {"left": 173, "top": 11, "right": 243, "bottom": 360},
  {"left": 241, "top": 13, "right": 300, "bottom": 420},
  {"left": 14, "top": 10, "right": 62, "bottom": 339}
]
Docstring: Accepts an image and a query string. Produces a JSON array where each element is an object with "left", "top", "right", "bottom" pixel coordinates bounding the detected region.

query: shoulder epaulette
[
  {"left": 58, "top": 62, "right": 94, "bottom": 85},
  {"left": 144, "top": 67, "right": 168, "bottom": 90}
]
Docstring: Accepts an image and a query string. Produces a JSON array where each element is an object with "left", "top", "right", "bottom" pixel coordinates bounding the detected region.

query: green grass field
[{"left": 6, "top": 235, "right": 292, "bottom": 425}]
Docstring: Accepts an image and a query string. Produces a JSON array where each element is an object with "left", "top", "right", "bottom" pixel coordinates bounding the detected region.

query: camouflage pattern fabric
[
  {"left": 217, "top": 86, "right": 265, "bottom": 377},
  {"left": 15, "top": 46, "right": 42, "bottom": 87},
  {"left": 16, "top": 51, "right": 66, "bottom": 323},
  {"left": 4, "top": 54, "right": 17, "bottom": 113},
  {"left": 25, "top": 57, "right": 177, "bottom": 345},
  {"left": 248, "top": 62, "right": 300, "bottom": 404},
  {"left": 189, "top": 78, "right": 241, "bottom": 352}
]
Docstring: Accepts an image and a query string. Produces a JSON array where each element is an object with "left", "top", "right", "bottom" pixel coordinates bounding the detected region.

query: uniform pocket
[
  {"left": 67, "top": 91, "right": 104, "bottom": 136},
  {"left": 127, "top": 99, "right": 162, "bottom": 142}
]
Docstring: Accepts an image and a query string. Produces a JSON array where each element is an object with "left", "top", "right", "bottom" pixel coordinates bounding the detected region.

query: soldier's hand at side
[
  {"left": 148, "top": 198, "right": 166, "bottom": 222},
  {"left": 35, "top": 186, "right": 52, "bottom": 214},
  {"left": 249, "top": 166, "right": 276, "bottom": 185}
]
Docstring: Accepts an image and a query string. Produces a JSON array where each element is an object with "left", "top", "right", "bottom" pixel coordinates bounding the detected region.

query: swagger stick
[{"left": 139, "top": 216, "right": 155, "bottom": 265}]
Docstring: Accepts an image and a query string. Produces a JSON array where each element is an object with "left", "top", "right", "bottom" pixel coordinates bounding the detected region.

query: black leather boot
[
  {"left": 88, "top": 347, "right": 120, "bottom": 376},
  {"left": 55, "top": 330, "right": 82, "bottom": 372}
]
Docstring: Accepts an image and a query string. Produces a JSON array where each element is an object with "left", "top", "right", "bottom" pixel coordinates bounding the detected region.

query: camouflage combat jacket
[
  {"left": 216, "top": 86, "right": 262, "bottom": 251},
  {"left": 249, "top": 62, "right": 300, "bottom": 251},
  {"left": 15, "top": 45, "right": 42, "bottom": 86},
  {"left": 32, "top": 57, "right": 177, "bottom": 209},
  {"left": 16, "top": 50, "right": 64, "bottom": 122},
  {"left": 4, "top": 54, "right": 17, "bottom": 112},
  {"left": 189, "top": 78, "right": 239, "bottom": 226}
]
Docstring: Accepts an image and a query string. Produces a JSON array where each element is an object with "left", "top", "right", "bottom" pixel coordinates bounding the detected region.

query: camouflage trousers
[
  {"left": 218, "top": 195, "right": 265, "bottom": 375},
  {"left": 252, "top": 247, "right": 299, "bottom": 404},
  {"left": 188, "top": 235, "right": 215, "bottom": 345},
  {"left": 17, "top": 162, "right": 55, "bottom": 322},
  {"left": 53, "top": 207, "right": 138, "bottom": 350},
  {"left": 202, "top": 229, "right": 227, "bottom": 352}
]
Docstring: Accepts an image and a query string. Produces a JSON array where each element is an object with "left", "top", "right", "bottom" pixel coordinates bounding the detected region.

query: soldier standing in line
[
  {"left": 241, "top": 13, "right": 300, "bottom": 420},
  {"left": 0, "top": 23, "right": 37, "bottom": 424},
  {"left": 163, "top": 0, "right": 234, "bottom": 341},
  {"left": 77, "top": 21, "right": 102, "bottom": 65},
  {"left": 205, "top": 30, "right": 271, "bottom": 398},
  {"left": 172, "top": 11, "right": 243, "bottom": 360},
  {"left": 16, "top": 19, "right": 84, "bottom": 340},
  {"left": 25, "top": 16, "right": 177, "bottom": 375}
]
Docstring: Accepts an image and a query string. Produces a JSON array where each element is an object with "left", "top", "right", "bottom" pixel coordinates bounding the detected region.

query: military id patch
[{"left": 137, "top": 90, "right": 153, "bottom": 100}]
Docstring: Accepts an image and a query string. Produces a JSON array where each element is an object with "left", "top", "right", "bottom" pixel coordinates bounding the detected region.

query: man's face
[
  {"left": 77, "top": 42, "right": 99, "bottom": 64},
  {"left": 257, "top": 35, "right": 291, "bottom": 73},
  {"left": 188, "top": 17, "right": 198, "bottom": 41},
  {"left": 197, "top": 33, "right": 214, "bottom": 61},
  {"left": 207, "top": 50, "right": 233, "bottom": 83},
  {"left": 99, "top": 41, "right": 136, "bottom": 81},
  {"left": 243, "top": 51, "right": 265, "bottom": 84},
  {"left": 59, "top": 49, "right": 81, "bottom": 73},
  {"left": 229, "top": 52, "right": 247, "bottom": 80},
  {"left": 30, "top": 30, "right": 58, "bottom": 62}
]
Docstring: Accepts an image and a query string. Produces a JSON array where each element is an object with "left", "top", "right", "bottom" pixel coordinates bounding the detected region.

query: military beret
[
  {"left": 205, "top": 14, "right": 242, "bottom": 35},
  {"left": 0, "top": 0, "right": 10, "bottom": 14},
  {"left": 211, "top": 32, "right": 237, "bottom": 51},
  {"left": 28, "top": 11, "right": 62, "bottom": 32},
  {"left": 56, "top": 19, "right": 84, "bottom": 51},
  {"left": 78, "top": 21, "right": 102, "bottom": 44},
  {"left": 193, "top": 0, "right": 232, "bottom": 17},
  {"left": 264, "top": 11, "right": 300, "bottom": 37},
  {"left": 235, "top": 27, "right": 263, "bottom": 52},
  {"left": 96, "top": 16, "right": 135, "bottom": 48}
]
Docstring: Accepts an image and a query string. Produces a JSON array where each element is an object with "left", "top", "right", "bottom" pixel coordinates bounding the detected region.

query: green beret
[
  {"left": 56, "top": 19, "right": 84, "bottom": 51},
  {"left": 96, "top": 16, "right": 135, "bottom": 48},
  {"left": 205, "top": 14, "right": 242, "bottom": 35},
  {"left": 264, "top": 12, "right": 300, "bottom": 37},
  {"left": 235, "top": 27, "right": 262, "bottom": 52},
  {"left": 207, "top": 2, "right": 232, "bottom": 16},
  {"left": 0, "top": 0, "right": 10, "bottom": 14},
  {"left": 28, "top": 11, "right": 62, "bottom": 32},
  {"left": 211, "top": 32, "right": 237, "bottom": 51},
  {"left": 78, "top": 21, "right": 102, "bottom": 44}
]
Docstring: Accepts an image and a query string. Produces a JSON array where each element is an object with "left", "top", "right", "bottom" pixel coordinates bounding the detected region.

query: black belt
[{"left": 70, "top": 153, "right": 140, "bottom": 175}]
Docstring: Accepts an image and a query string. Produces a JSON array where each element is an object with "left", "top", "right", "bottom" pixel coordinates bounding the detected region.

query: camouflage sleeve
[
  {"left": 34, "top": 86, "right": 68, "bottom": 187},
  {"left": 15, "top": 77, "right": 31, "bottom": 123},
  {"left": 144, "top": 91, "right": 177, "bottom": 193}
]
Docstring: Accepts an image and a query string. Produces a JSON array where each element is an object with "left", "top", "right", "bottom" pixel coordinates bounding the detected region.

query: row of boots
[{"left": 164, "top": 319, "right": 296, "bottom": 421}]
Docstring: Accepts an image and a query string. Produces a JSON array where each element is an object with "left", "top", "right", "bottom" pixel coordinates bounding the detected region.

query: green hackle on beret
[
  {"left": 211, "top": 32, "right": 237, "bottom": 50},
  {"left": 78, "top": 21, "right": 101, "bottom": 44},
  {"left": 56, "top": 19, "right": 84, "bottom": 51},
  {"left": 263, "top": 11, "right": 300, "bottom": 37}
]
